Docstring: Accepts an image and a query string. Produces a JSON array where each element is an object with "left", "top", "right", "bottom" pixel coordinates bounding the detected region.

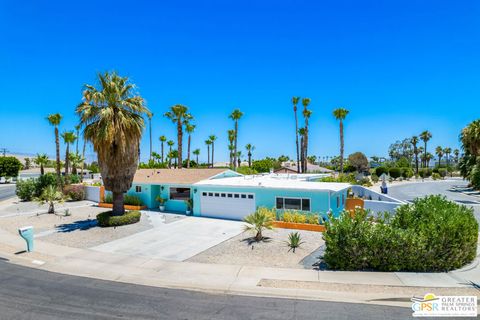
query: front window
[
  {"left": 169, "top": 187, "right": 191, "bottom": 200},
  {"left": 276, "top": 197, "right": 311, "bottom": 211}
]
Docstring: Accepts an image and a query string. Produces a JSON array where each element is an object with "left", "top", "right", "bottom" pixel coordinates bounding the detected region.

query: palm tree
[
  {"left": 444, "top": 147, "right": 452, "bottom": 168},
  {"left": 164, "top": 105, "right": 192, "bottom": 169},
  {"left": 159, "top": 135, "right": 167, "bottom": 163},
  {"left": 76, "top": 71, "right": 150, "bottom": 216},
  {"left": 419, "top": 130, "right": 432, "bottom": 168},
  {"left": 425, "top": 152, "right": 433, "bottom": 168},
  {"left": 205, "top": 139, "right": 212, "bottom": 167},
  {"left": 61, "top": 131, "right": 76, "bottom": 176},
  {"left": 229, "top": 109, "right": 243, "bottom": 170},
  {"left": 36, "top": 185, "right": 64, "bottom": 214},
  {"left": 46, "top": 113, "right": 63, "bottom": 187},
  {"left": 69, "top": 153, "right": 84, "bottom": 175},
  {"left": 301, "top": 98, "right": 311, "bottom": 173},
  {"left": 332, "top": 108, "right": 349, "bottom": 173},
  {"left": 80, "top": 129, "right": 87, "bottom": 182},
  {"left": 34, "top": 153, "right": 49, "bottom": 175},
  {"left": 167, "top": 140, "right": 174, "bottom": 168},
  {"left": 435, "top": 146, "right": 444, "bottom": 167},
  {"left": 243, "top": 208, "right": 274, "bottom": 242},
  {"left": 461, "top": 120, "right": 480, "bottom": 157},
  {"left": 411, "top": 136, "right": 420, "bottom": 176},
  {"left": 170, "top": 150, "right": 178, "bottom": 168},
  {"left": 237, "top": 151, "right": 242, "bottom": 168},
  {"left": 148, "top": 113, "right": 153, "bottom": 161},
  {"left": 245, "top": 143, "right": 255, "bottom": 168},
  {"left": 454, "top": 149, "right": 460, "bottom": 163},
  {"left": 227, "top": 129, "right": 235, "bottom": 167},
  {"left": 292, "top": 97, "right": 301, "bottom": 173},
  {"left": 193, "top": 148, "right": 200, "bottom": 166},
  {"left": 298, "top": 127, "right": 306, "bottom": 171},
  {"left": 209, "top": 135, "right": 217, "bottom": 168},
  {"left": 74, "top": 124, "right": 81, "bottom": 154},
  {"left": 185, "top": 124, "right": 196, "bottom": 168}
]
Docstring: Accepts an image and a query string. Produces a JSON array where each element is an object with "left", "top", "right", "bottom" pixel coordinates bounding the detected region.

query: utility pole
[{"left": 0, "top": 148, "right": 7, "bottom": 157}]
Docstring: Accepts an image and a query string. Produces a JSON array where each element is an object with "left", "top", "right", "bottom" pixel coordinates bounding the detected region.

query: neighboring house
[
  {"left": 124, "top": 169, "right": 349, "bottom": 221},
  {"left": 279, "top": 161, "right": 334, "bottom": 174}
]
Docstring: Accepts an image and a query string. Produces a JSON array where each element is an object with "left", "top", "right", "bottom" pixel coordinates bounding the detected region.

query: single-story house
[{"left": 124, "top": 169, "right": 350, "bottom": 221}]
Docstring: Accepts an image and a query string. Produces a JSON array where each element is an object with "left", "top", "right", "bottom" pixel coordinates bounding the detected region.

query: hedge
[
  {"left": 323, "top": 195, "right": 478, "bottom": 272},
  {"left": 96, "top": 211, "right": 141, "bottom": 227}
]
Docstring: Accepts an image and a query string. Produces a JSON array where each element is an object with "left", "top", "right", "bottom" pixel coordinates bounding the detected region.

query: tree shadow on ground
[
  {"left": 56, "top": 219, "right": 98, "bottom": 233},
  {"left": 241, "top": 236, "right": 272, "bottom": 246}
]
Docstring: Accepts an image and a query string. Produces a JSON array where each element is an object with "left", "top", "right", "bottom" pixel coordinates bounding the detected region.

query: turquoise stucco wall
[
  {"left": 192, "top": 185, "right": 348, "bottom": 218},
  {"left": 124, "top": 181, "right": 348, "bottom": 218}
]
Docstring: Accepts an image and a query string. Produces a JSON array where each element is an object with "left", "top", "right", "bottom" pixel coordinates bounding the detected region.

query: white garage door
[{"left": 200, "top": 191, "right": 256, "bottom": 220}]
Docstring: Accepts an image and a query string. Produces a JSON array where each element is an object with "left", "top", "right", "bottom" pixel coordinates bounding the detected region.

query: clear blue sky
[{"left": 1, "top": 0, "right": 479, "bottom": 163}]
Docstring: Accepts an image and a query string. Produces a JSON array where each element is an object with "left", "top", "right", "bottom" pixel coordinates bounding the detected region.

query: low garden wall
[
  {"left": 349, "top": 185, "right": 405, "bottom": 214},
  {"left": 84, "top": 186, "right": 101, "bottom": 202}
]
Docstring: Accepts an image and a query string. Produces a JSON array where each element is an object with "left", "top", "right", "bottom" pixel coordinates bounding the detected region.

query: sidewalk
[{"left": 0, "top": 226, "right": 478, "bottom": 309}]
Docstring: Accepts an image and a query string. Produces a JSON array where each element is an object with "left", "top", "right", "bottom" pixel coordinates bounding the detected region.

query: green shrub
[
  {"left": 402, "top": 168, "right": 414, "bottom": 179},
  {"left": 67, "top": 174, "right": 81, "bottom": 184},
  {"left": 375, "top": 167, "right": 388, "bottom": 176},
  {"left": 96, "top": 210, "right": 141, "bottom": 227},
  {"left": 243, "top": 207, "right": 275, "bottom": 241},
  {"left": 104, "top": 193, "right": 113, "bottom": 203},
  {"left": 371, "top": 174, "right": 379, "bottom": 183},
  {"left": 103, "top": 193, "right": 143, "bottom": 206},
  {"left": 236, "top": 167, "right": 257, "bottom": 175},
  {"left": 323, "top": 196, "right": 478, "bottom": 272},
  {"left": 388, "top": 167, "right": 402, "bottom": 180},
  {"left": 432, "top": 172, "right": 441, "bottom": 180},
  {"left": 320, "top": 173, "right": 356, "bottom": 183},
  {"left": 16, "top": 179, "right": 36, "bottom": 201},
  {"left": 438, "top": 168, "right": 447, "bottom": 178},
  {"left": 63, "top": 184, "right": 85, "bottom": 201},
  {"left": 35, "top": 173, "right": 61, "bottom": 197},
  {"left": 418, "top": 168, "right": 432, "bottom": 178}
]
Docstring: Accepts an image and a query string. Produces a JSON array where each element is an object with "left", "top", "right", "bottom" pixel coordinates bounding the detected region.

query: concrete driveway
[{"left": 91, "top": 215, "right": 245, "bottom": 261}]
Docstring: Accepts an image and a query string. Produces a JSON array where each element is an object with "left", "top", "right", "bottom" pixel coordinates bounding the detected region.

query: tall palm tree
[
  {"left": 425, "top": 152, "right": 433, "bottom": 168},
  {"left": 167, "top": 140, "right": 174, "bottom": 168},
  {"left": 185, "top": 124, "right": 196, "bottom": 168},
  {"left": 245, "top": 143, "right": 255, "bottom": 168},
  {"left": 444, "top": 147, "right": 452, "bottom": 168},
  {"left": 301, "top": 98, "right": 311, "bottom": 173},
  {"left": 159, "top": 135, "right": 167, "bottom": 163},
  {"left": 454, "top": 149, "right": 460, "bottom": 163},
  {"left": 292, "top": 97, "right": 301, "bottom": 173},
  {"left": 209, "top": 135, "right": 217, "bottom": 168},
  {"left": 61, "top": 131, "right": 76, "bottom": 176},
  {"left": 229, "top": 109, "right": 243, "bottom": 170},
  {"left": 461, "top": 120, "right": 480, "bottom": 157},
  {"left": 164, "top": 105, "right": 192, "bottom": 169},
  {"left": 419, "top": 130, "right": 432, "bottom": 168},
  {"left": 332, "top": 108, "right": 349, "bottom": 173},
  {"left": 148, "top": 113, "right": 153, "bottom": 161},
  {"left": 34, "top": 153, "right": 49, "bottom": 175},
  {"left": 411, "top": 136, "right": 420, "bottom": 176},
  {"left": 435, "top": 146, "right": 444, "bottom": 167},
  {"left": 205, "top": 139, "right": 212, "bottom": 167},
  {"left": 69, "top": 152, "right": 84, "bottom": 175},
  {"left": 74, "top": 124, "right": 81, "bottom": 154},
  {"left": 193, "top": 148, "right": 200, "bottom": 166},
  {"left": 298, "top": 127, "right": 306, "bottom": 172},
  {"left": 46, "top": 113, "right": 63, "bottom": 187},
  {"left": 227, "top": 129, "right": 235, "bottom": 167},
  {"left": 76, "top": 71, "right": 150, "bottom": 216}
]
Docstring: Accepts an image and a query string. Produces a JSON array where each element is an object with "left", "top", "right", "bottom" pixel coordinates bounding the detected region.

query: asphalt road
[
  {"left": 0, "top": 184, "right": 15, "bottom": 201},
  {"left": 0, "top": 260, "right": 411, "bottom": 320},
  {"left": 388, "top": 178, "right": 480, "bottom": 221}
]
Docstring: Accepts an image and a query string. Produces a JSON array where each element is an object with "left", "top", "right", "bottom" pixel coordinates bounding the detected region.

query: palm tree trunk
[
  {"left": 65, "top": 143, "right": 70, "bottom": 176},
  {"left": 211, "top": 142, "right": 215, "bottom": 168},
  {"left": 340, "top": 120, "right": 344, "bottom": 173},
  {"left": 161, "top": 142, "right": 164, "bottom": 163},
  {"left": 48, "top": 202, "right": 55, "bottom": 214},
  {"left": 414, "top": 149, "right": 419, "bottom": 175},
  {"left": 294, "top": 108, "right": 300, "bottom": 173},
  {"left": 177, "top": 120, "right": 183, "bottom": 169},
  {"left": 80, "top": 139, "right": 86, "bottom": 182},
  {"left": 304, "top": 120, "right": 309, "bottom": 173},
  {"left": 40, "top": 164, "right": 44, "bottom": 176},
  {"left": 112, "top": 192, "right": 125, "bottom": 216},
  {"left": 168, "top": 146, "right": 172, "bottom": 168},
  {"left": 196, "top": 154, "right": 199, "bottom": 166},
  {"left": 233, "top": 121, "right": 238, "bottom": 170},
  {"left": 207, "top": 145, "right": 210, "bottom": 166},
  {"left": 149, "top": 117, "right": 152, "bottom": 162},
  {"left": 55, "top": 127, "right": 62, "bottom": 188},
  {"left": 424, "top": 142, "right": 427, "bottom": 168},
  {"left": 300, "top": 136, "right": 305, "bottom": 173},
  {"left": 187, "top": 134, "right": 191, "bottom": 168},
  {"left": 248, "top": 152, "right": 252, "bottom": 168}
]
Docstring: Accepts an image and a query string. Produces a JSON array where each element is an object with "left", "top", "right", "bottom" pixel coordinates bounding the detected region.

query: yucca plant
[
  {"left": 243, "top": 207, "right": 274, "bottom": 241},
  {"left": 286, "top": 231, "right": 305, "bottom": 253}
]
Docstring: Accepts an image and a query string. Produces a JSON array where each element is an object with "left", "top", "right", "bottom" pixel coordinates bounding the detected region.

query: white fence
[
  {"left": 350, "top": 185, "right": 405, "bottom": 214},
  {"left": 84, "top": 186, "right": 101, "bottom": 202}
]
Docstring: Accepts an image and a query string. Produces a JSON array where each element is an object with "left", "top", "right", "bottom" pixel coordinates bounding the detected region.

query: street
[
  {"left": 0, "top": 184, "right": 15, "bottom": 201},
  {"left": 0, "top": 261, "right": 410, "bottom": 320}
]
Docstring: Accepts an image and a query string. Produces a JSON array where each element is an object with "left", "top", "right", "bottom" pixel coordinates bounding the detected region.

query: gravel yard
[
  {"left": 187, "top": 228, "right": 325, "bottom": 269},
  {"left": 0, "top": 205, "right": 153, "bottom": 249}
]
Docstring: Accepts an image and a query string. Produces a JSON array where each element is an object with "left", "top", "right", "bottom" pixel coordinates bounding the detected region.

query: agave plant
[
  {"left": 243, "top": 207, "right": 274, "bottom": 242},
  {"left": 286, "top": 231, "right": 305, "bottom": 253}
]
